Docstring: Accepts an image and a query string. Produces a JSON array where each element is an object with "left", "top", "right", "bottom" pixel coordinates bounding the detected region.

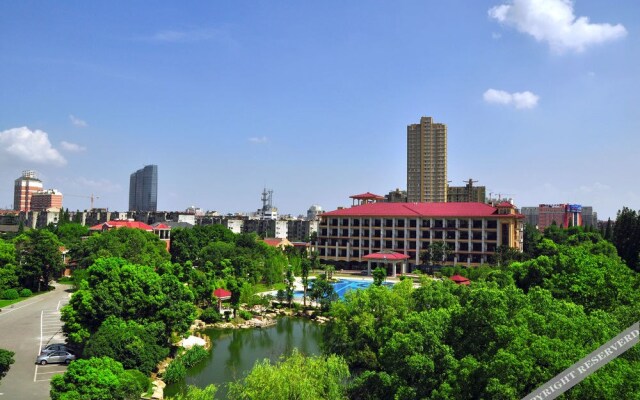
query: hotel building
[{"left": 318, "top": 198, "right": 524, "bottom": 270}]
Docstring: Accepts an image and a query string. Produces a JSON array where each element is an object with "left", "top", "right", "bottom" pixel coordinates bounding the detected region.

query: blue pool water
[{"left": 295, "top": 278, "right": 393, "bottom": 299}]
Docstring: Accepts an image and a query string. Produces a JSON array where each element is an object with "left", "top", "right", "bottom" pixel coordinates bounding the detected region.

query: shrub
[
  {"left": 163, "top": 359, "right": 186, "bottom": 384},
  {"left": 181, "top": 345, "right": 209, "bottom": 368},
  {"left": 199, "top": 307, "right": 222, "bottom": 323},
  {"left": 238, "top": 310, "right": 253, "bottom": 320},
  {"left": 19, "top": 288, "right": 32, "bottom": 297},
  {"left": 1, "top": 289, "right": 19, "bottom": 300},
  {"left": 122, "top": 369, "right": 150, "bottom": 394}
]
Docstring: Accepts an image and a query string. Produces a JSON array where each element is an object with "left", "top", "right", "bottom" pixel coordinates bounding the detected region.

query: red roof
[
  {"left": 496, "top": 201, "right": 515, "bottom": 208},
  {"left": 263, "top": 238, "right": 284, "bottom": 247},
  {"left": 363, "top": 250, "right": 409, "bottom": 260},
  {"left": 323, "top": 202, "right": 520, "bottom": 218},
  {"left": 450, "top": 275, "right": 471, "bottom": 285},
  {"left": 89, "top": 220, "right": 154, "bottom": 231},
  {"left": 213, "top": 288, "right": 232, "bottom": 299},
  {"left": 349, "top": 192, "right": 384, "bottom": 200},
  {"left": 152, "top": 223, "right": 171, "bottom": 230}
]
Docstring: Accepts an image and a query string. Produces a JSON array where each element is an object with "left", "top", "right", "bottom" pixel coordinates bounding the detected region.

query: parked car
[
  {"left": 35, "top": 351, "right": 76, "bottom": 365},
  {"left": 40, "top": 343, "right": 69, "bottom": 355}
]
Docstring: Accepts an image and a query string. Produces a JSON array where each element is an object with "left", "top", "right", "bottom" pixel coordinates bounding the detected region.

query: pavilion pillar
[
  {"left": 391, "top": 262, "right": 396, "bottom": 277},
  {"left": 401, "top": 262, "right": 406, "bottom": 275},
  {"left": 367, "top": 260, "right": 371, "bottom": 276}
]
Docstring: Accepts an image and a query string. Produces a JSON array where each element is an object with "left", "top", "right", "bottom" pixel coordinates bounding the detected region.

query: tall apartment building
[
  {"left": 30, "top": 189, "right": 63, "bottom": 211},
  {"left": 407, "top": 116, "right": 447, "bottom": 202},
  {"left": 129, "top": 165, "right": 158, "bottom": 212},
  {"left": 14, "top": 170, "right": 43, "bottom": 212}
]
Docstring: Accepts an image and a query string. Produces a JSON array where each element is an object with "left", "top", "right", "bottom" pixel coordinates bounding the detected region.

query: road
[{"left": 0, "top": 283, "right": 72, "bottom": 399}]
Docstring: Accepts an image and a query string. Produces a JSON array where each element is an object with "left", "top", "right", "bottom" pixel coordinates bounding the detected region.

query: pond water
[{"left": 164, "top": 318, "right": 324, "bottom": 399}]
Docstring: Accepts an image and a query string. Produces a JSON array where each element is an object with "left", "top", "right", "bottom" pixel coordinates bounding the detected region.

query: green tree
[
  {"left": 50, "top": 356, "right": 146, "bottom": 400},
  {"left": 227, "top": 349, "right": 349, "bottom": 400},
  {"left": 0, "top": 349, "right": 15, "bottom": 382},
  {"left": 83, "top": 316, "right": 169, "bottom": 375},
  {"left": 61, "top": 257, "right": 195, "bottom": 347},
  {"left": 166, "top": 385, "right": 218, "bottom": 400},
  {"left": 53, "top": 222, "right": 89, "bottom": 248},
  {"left": 14, "top": 229, "right": 64, "bottom": 291},
  {"left": 310, "top": 275, "right": 337, "bottom": 311},
  {"left": 71, "top": 227, "right": 170, "bottom": 269},
  {"left": 300, "top": 257, "right": 311, "bottom": 307},
  {"left": 612, "top": 207, "right": 640, "bottom": 272},
  {"left": 430, "top": 241, "right": 450, "bottom": 266},
  {"left": 372, "top": 266, "right": 386, "bottom": 286},
  {"left": 285, "top": 265, "right": 295, "bottom": 308}
]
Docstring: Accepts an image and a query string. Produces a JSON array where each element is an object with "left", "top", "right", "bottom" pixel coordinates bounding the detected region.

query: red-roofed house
[
  {"left": 89, "top": 220, "right": 171, "bottom": 251},
  {"left": 261, "top": 237, "right": 293, "bottom": 250},
  {"left": 317, "top": 200, "right": 524, "bottom": 270}
]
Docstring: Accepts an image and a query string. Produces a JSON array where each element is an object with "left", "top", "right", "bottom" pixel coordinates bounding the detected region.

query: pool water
[{"left": 295, "top": 278, "right": 393, "bottom": 299}]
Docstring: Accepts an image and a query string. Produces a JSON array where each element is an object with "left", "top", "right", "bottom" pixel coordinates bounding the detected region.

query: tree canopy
[
  {"left": 50, "top": 356, "right": 147, "bottom": 400},
  {"left": 322, "top": 229, "right": 640, "bottom": 399},
  {"left": 61, "top": 257, "right": 195, "bottom": 347},
  {"left": 70, "top": 227, "right": 170, "bottom": 269},
  {"left": 227, "top": 349, "right": 350, "bottom": 400}
]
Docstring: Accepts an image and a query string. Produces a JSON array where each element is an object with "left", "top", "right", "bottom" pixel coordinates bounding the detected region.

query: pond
[{"left": 164, "top": 318, "right": 324, "bottom": 399}]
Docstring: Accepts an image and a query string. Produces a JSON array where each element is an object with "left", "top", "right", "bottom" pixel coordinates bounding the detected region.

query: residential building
[
  {"left": 318, "top": 198, "right": 524, "bottom": 270},
  {"left": 385, "top": 189, "right": 407, "bottom": 203},
  {"left": 129, "top": 165, "right": 158, "bottom": 212},
  {"left": 30, "top": 189, "right": 63, "bottom": 212},
  {"left": 407, "top": 116, "right": 447, "bottom": 202},
  {"left": 523, "top": 204, "right": 590, "bottom": 231},
  {"left": 14, "top": 170, "right": 43, "bottom": 212},
  {"left": 447, "top": 179, "right": 486, "bottom": 203}
]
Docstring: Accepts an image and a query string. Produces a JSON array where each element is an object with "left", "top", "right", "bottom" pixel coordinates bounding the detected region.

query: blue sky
[{"left": 1, "top": 0, "right": 638, "bottom": 219}]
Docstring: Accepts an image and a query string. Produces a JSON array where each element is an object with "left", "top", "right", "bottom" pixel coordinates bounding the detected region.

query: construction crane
[{"left": 66, "top": 193, "right": 100, "bottom": 210}]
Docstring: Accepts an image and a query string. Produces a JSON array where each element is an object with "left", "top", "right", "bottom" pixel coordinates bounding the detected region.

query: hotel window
[
  {"left": 486, "top": 220, "right": 497, "bottom": 229},
  {"left": 472, "top": 220, "right": 483, "bottom": 229}
]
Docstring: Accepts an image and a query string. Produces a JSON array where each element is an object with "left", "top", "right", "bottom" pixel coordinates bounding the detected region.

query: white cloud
[
  {"left": 489, "top": 0, "right": 627, "bottom": 53},
  {"left": 60, "top": 141, "right": 86, "bottom": 152},
  {"left": 248, "top": 136, "right": 268, "bottom": 144},
  {"left": 147, "top": 28, "right": 226, "bottom": 43},
  {"left": 0, "top": 127, "right": 66, "bottom": 165},
  {"left": 69, "top": 114, "right": 88, "bottom": 127},
  {"left": 483, "top": 88, "right": 539, "bottom": 109}
]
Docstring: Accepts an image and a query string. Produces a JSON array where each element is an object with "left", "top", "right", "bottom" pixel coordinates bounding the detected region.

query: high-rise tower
[
  {"left": 407, "top": 116, "right": 447, "bottom": 202},
  {"left": 128, "top": 165, "right": 158, "bottom": 212},
  {"left": 14, "top": 170, "right": 43, "bottom": 211}
]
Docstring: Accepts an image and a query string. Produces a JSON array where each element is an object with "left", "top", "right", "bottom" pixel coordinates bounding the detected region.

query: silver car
[
  {"left": 35, "top": 351, "right": 76, "bottom": 365},
  {"left": 40, "top": 343, "right": 69, "bottom": 355}
]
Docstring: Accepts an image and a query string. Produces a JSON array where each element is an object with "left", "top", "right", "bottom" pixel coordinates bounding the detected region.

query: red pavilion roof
[
  {"left": 213, "top": 288, "right": 232, "bottom": 299},
  {"left": 349, "top": 192, "right": 385, "bottom": 200},
  {"left": 450, "top": 275, "right": 471, "bottom": 285},
  {"left": 363, "top": 251, "right": 409, "bottom": 261}
]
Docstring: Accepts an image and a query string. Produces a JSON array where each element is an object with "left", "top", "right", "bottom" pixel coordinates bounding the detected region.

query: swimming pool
[{"left": 294, "top": 278, "right": 394, "bottom": 300}]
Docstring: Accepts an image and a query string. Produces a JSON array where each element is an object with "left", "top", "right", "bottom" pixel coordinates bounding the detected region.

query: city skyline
[{"left": 1, "top": 1, "right": 638, "bottom": 219}]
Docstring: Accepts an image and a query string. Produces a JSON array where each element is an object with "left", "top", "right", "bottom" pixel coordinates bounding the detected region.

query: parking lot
[
  {"left": 0, "top": 284, "right": 72, "bottom": 399},
  {"left": 33, "top": 302, "right": 69, "bottom": 383}
]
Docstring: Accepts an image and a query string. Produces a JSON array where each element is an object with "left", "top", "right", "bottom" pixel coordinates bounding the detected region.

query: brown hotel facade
[{"left": 317, "top": 200, "right": 524, "bottom": 269}]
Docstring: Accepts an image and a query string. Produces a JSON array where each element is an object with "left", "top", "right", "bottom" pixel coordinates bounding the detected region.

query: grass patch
[
  {"left": 0, "top": 297, "right": 24, "bottom": 308},
  {"left": 57, "top": 277, "right": 73, "bottom": 284}
]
